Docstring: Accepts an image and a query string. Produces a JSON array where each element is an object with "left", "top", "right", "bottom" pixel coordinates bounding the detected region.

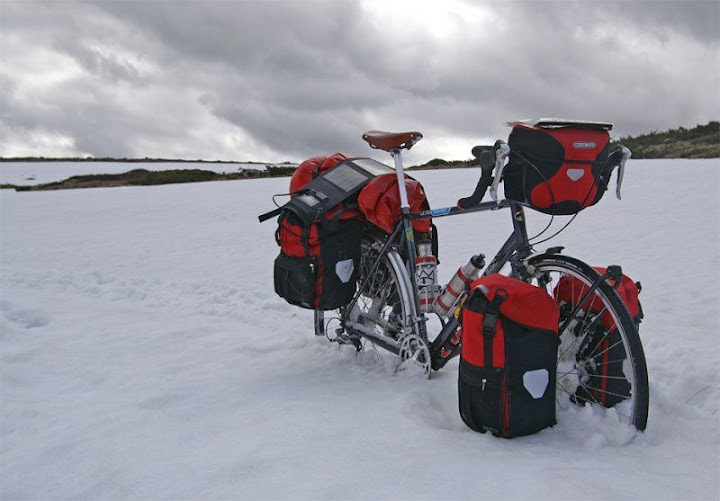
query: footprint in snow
[{"left": 1, "top": 302, "right": 51, "bottom": 329}]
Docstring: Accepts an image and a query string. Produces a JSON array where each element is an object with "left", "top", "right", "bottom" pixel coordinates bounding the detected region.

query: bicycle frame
[
  {"left": 338, "top": 141, "right": 636, "bottom": 369},
  {"left": 341, "top": 145, "right": 537, "bottom": 347}
]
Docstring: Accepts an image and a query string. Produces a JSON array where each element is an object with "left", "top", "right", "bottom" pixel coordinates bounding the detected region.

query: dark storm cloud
[{"left": 1, "top": 1, "right": 718, "bottom": 161}]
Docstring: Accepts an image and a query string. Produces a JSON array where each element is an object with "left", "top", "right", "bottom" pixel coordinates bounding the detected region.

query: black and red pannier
[
  {"left": 273, "top": 153, "right": 366, "bottom": 310},
  {"left": 503, "top": 122, "right": 614, "bottom": 215},
  {"left": 274, "top": 205, "right": 363, "bottom": 310},
  {"left": 554, "top": 268, "right": 643, "bottom": 408},
  {"left": 459, "top": 274, "right": 560, "bottom": 438}
]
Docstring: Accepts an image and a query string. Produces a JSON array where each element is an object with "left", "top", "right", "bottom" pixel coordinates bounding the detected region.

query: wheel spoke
[{"left": 578, "top": 384, "right": 631, "bottom": 401}]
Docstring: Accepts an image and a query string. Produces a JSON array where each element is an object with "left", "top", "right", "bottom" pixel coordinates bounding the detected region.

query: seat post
[{"left": 390, "top": 149, "right": 410, "bottom": 209}]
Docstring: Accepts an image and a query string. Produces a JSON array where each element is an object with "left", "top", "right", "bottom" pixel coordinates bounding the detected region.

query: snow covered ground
[
  {"left": 1, "top": 159, "right": 718, "bottom": 500},
  {"left": 0, "top": 161, "right": 296, "bottom": 187}
]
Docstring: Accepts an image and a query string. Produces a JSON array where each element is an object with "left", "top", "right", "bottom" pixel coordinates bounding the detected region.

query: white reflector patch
[
  {"left": 566, "top": 168, "right": 585, "bottom": 181},
  {"left": 336, "top": 259, "right": 354, "bottom": 283},
  {"left": 523, "top": 369, "right": 549, "bottom": 399}
]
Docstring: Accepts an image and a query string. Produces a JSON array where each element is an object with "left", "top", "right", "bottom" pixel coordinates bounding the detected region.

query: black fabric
[
  {"left": 274, "top": 254, "right": 317, "bottom": 306},
  {"left": 459, "top": 289, "right": 559, "bottom": 438},
  {"left": 274, "top": 208, "right": 363, "bottom": 310},
  {"left": 315, "top": 217, "right": 363, "bottom": 310},
  {"left": 501, "top": 318, "right": 558, "bottom": 436},
  {"left": 503, "top": 127, "right": 564, "bottom": 208},
  {"left": 459, "top": 360, "right": 503, "bottom": 434}
]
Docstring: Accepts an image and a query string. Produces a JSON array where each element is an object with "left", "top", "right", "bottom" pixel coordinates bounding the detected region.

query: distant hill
[
  {"left": 611, "top": 121, "right": 719, "bottom": 159},
  {"left": 1, "top": 166, "right": 297, "bottom": 191},
  {"left": 408, "top": 121, "right": 720, "bottom": 169}
]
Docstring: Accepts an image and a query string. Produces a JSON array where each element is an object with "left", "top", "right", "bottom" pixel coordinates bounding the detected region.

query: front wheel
[{"left": 523, "top": 255, "right": 649, "bottom": 431}]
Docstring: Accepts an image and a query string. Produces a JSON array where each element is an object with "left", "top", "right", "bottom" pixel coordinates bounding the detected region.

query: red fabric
[
  {"left": 278, "top": 218, "right": 327, "bottom": 308},
  {"left": 471, "top": 274, "right": 561, "bottom": 332},
  {"left": 461, "top": 308, "right": 507, "bottom": 368},
  {"left": 553, "top": 267, "right": 640, "bottom": 328},
  {"left": 278, "top": 219, "right": 320, "bottom": 258},
  {"left": 512, "top": 125, "right": 610, "bottom": 211},
  {"left": 289, "top": 153, "right": 347, "bottom": 194},
  {"left": 357, "top": 174, "right": 430, "bottom": 234},
  {"left": 461, "top": 274, "right": 560, "bottom": 368}
]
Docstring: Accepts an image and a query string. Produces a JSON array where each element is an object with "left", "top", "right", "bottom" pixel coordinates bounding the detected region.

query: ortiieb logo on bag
[
  {"left": 573, "top": 141, "right": 596, "bottom": 149},
  {"left": 335, "top": 259, "right": 354, "bottom": 284},
  {"left": 523, "top": 369, "right": 549, "bottom": 399},
  {"left": 566, "top": 168, "right": 585, "bottom": 181}
]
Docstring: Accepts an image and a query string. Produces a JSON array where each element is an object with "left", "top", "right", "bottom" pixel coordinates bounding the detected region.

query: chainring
[{"left": 396, "top": 334, "right": 432, "bottom": 378}]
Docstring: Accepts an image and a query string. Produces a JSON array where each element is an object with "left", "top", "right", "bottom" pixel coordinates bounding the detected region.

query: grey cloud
[{"left": 1, "top": 1, "right": 718, "bottom": 161}]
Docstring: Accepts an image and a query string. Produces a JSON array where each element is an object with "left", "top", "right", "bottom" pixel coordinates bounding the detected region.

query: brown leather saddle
[{"left": 362, "top": 130, "right": 423, "bottom": 151}]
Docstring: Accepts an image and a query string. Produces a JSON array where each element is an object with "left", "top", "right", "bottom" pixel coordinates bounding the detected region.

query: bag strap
[
  {"left": 300, "top": 223, "right": 311, "bottom": 256},
  {"left": 481, "top": 294, "right": 505, "bottom": 367},
  {"left": 259, "top": 207, "right": 283, "bottom": 222},
  {"left": 466, "top": 288, "right": 506, "bottom": 367}
]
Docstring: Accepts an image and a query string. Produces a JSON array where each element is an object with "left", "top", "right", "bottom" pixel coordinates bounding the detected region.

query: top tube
[{"left": 406, "top": 199, "right": 512, "bottom": 221}]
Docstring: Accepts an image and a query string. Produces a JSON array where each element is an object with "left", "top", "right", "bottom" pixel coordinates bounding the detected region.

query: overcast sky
[{"left": 1, "top": 1, "right": 718, "bottom": 163}]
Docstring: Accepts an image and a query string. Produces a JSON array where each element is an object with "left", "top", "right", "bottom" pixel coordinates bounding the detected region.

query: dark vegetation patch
[
  {"left": 2, "top": 122, "right": 716, "bottom": 191},
  {"left": 610, "top": 121, "right": 719, "bottom": 159},
  {"left": 5, "top": 166, "right": 296, "bottom": 191}
]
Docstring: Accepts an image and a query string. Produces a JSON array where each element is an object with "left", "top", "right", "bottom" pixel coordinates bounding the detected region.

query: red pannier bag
[
  {"left": 503, "top": 124, "right": 613, "bottom": 215},
  {"left": 458, "top": 274, "right": 560, "bottom": 438},
  {"left": 273, "top": 153, "right": 364, "bottom": 310},
  {"left": 274, "top": 209, "right": 363, "bottom": 310},
  {"left": 553, "top": 268, "right": 643, "bottom": 408},
  {"left": 357, "top": 174, "right": 430, "bottom": 234},
  {"left": 289, "top": 153, "right": 347, "bottom": 194}
]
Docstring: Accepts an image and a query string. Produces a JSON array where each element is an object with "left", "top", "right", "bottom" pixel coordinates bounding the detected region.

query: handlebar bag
[
  {"left": 357, "top": 174, "right": 431, "bottom": 234},
  {"left": 503, "top": 124, "right": 612, "bottom": 215},
  {"left": 274, "top": 206, "right": 363, "bottom": 310},
  {"left": 459, "top": 274, "right": 560, "bottom": 438},
  {"left": 554, "top": 268, "right": 643, "bottom": 408}
]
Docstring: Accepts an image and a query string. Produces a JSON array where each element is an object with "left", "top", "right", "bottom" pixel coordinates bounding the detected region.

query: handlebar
[
  {"left": 615, "top": 146, "right": 631, "bottom": 200},
  {"left": 457, "top": 140, "right": 631, "bottom": 209},
  {"left": 456, "top": 140, "right": 509, "bottom": 209}
]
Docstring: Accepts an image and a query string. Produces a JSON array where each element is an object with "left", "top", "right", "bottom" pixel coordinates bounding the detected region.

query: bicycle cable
[
  {"left": 514, "top": 151, "right": 601, "bottom": 246},
  {"left": 512, "top": 152, "right": 556, "bottom": 242},
  {"left": 530, "top": 152, "right": 610, "bottom": 246},
  {"left": 272, "top": 192, "right": 292, "bottom": 208}
]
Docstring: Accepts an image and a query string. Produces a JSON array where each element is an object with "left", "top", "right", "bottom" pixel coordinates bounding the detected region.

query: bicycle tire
[{"left": 522, "top": 254, "right": 649, "bottom": 431}]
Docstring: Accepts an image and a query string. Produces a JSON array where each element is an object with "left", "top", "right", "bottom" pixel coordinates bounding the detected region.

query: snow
[
  {"left": 1, "top": 159, "right": 718, "bottom": 500},
  {"left": 0, "top": 161, "right": 297, "bottom": 186}
]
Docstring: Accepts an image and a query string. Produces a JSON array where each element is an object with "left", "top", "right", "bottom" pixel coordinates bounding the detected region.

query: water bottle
[
  {"left": 415, "top": 237, "right": 441, "bottom": 313},
  {"left": 433, "top": 254, "right": 485, "bottom": 318}
]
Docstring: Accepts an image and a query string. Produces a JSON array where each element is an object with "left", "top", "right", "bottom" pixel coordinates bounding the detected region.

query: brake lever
[
  {"left": 489, "top": 141, "right": 510, "bottom": 203},
  {"left": 616, "top": 146, "right": 631, "bottom": 200}
]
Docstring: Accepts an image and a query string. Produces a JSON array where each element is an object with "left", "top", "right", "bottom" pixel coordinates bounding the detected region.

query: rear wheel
[
  {"left": 314, "top": 236, "right": 415, "bottom": 350},
  {"left": 523, "top": 255, "right": 649, "bottom": 431}
]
